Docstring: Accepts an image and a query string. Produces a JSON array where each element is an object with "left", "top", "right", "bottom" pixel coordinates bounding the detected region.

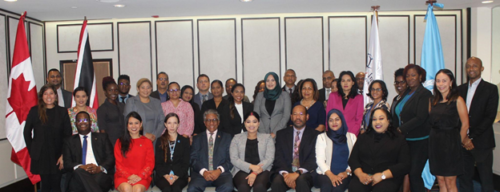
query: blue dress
[{"left": 293, "top": 101, "right": 326, "bottom": 129}]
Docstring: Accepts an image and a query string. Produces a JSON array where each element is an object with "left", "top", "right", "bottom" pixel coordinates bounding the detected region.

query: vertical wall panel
[
  {"left": 329, "top": 16, "right": 367, "bottom": 78},
  {"left": 30, "top": 23, "right": 45, "bottom": 91},
  {"left": 117, "top": 22, "right": 152, "bottom": 95},
  {"left": 285, "top": 17, "right": 323, "bottom": 85},
  {"left": 377, "top": 16, "right": 410, "bottom": 99},
  {"left": 242, "top": 18, "right": 280, "bottom": 95},
  {"left": 415, "top": 15, "right": 457, "bottom": 74},
  {"left": 197, "top": 19, "right": 236, "bottom": 81},
  {"left": 0, "top": 14, "right": 7, "bottom": 140},
  {"left": 156, "top": 20, "right": 194, "bottom": 88}
]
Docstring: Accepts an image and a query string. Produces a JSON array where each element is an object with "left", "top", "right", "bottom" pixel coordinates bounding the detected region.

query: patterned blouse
[
  {"left": 360, "top": 100, "right": 390, "bottom": 132},
  {"left": 161, "top": 99, "right": 195, "bottom": 136},
  {"left": 68, "top": 106, "right": 99, "bottom": 135}
]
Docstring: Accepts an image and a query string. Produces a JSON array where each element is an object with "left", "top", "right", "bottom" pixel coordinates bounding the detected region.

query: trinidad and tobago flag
[
  {"left": 5, "top": 11, "right": 41, "bottom": 184},
  {"left": 72, "top": 18, "right": 99, "bottom": 108}
]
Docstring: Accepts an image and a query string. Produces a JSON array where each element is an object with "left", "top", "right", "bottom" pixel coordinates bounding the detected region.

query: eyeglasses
[
  {"left": 394, "top": 81, "right": 406, "bottom": 85},
  {"left": 204, "top": 119, "right": 219, "bottom": 123},
  {"left": 119, "top": 83, "right": 130, "bottom": 86},
  {"left": 168, "top": 89, "right": 180, "bottom": 92},
  {"left": 370, "top": 88, "right": 382, "bottom": 92},
  {"left": 77, "top": 119, "right": 89, "bottom": 123},
  {"left": 158, "top": 78, "right": 168, "bottom": 81}
]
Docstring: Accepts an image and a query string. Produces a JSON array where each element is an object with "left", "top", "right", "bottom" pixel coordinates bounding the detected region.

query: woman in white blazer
[
  {"left": 315, "top": 109, "right": 357, "bottom": 192},
  {"left": 230, "top": 111, "right": 275, "bottom": 192}
]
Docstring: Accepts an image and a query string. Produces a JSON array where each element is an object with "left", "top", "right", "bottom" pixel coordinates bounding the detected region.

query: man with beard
[
  {"left": 47, "top": 68, "right": 72, "bottom": 108},
  {"left": 117, "top": 74, "right": 134, "bottom": 104}
]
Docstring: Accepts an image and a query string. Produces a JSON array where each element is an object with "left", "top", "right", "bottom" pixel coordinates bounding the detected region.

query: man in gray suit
[
  {"left": 47, "top": 68, "right": 72, "bottom": 108},
  {"left": 194, "top": 74, "right": 213, "bottom": 110}
]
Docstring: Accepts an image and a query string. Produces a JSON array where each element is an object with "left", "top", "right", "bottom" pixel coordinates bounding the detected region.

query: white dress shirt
[
  {"left": 466, "top": 78, "right": 481, "bottom": 112},
  {"left": 73, "top": 134, "right": 107, "bottom": 173},
  {"left": 57, "top": 87, "right": 65, "bottom": 107},
  {"left": 235, "top": 103, "right": 244, "bottom": 124},
  {"left": 199, "top": 129, "right": 225, "bottom": 175},
  {"left": 279, "top": 127, "right": 308, "bottom": 175},
  {"left": 325, "top": 88, "right": 331, "bottom": 99}
]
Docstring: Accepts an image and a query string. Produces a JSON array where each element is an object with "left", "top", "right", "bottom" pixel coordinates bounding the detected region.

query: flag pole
[
  {"left": 371, "top": 6, "right": 380, "bottom": 25},
  {"left": 426, "top": 0, "right": 436, "bottom": 6}
]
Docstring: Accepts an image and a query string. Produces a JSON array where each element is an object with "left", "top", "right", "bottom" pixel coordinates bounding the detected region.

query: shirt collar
[
  {"left": 293, "top": 127, "right": 305, "bottom": 135},
  {"left": 469, "top": 78, "right": 482, "bottom": 87},
  {"left": 206, "top": 129, "right": 218, "bottom": 136}
]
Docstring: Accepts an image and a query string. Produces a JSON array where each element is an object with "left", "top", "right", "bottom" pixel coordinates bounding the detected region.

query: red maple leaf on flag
[{"left": 7, "top": 74, "right": 38, "bottom": 124}]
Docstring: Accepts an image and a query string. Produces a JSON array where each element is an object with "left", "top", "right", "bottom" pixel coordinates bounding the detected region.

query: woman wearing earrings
[
  {"left": 114, "top": 112, "right": 155, "bottom": 192},
  {"left": 428, "top": 69, "right": 469, "bottom": 192},
  {"left": 230, "top": 111, "right": 275, "bottom": 192},
  {"left": 155, "top": 113, "right": 190, "bottom": 192}
]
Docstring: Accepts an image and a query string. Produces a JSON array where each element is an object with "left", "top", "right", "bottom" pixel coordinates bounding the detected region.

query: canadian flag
[{"left": 5, "top": 12, "right": 41, "bottom": 184}]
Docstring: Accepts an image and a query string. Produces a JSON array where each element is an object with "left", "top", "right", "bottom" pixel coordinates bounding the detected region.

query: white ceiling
[{"left": 1, "top": 0, "right": 499, "bottom": 21}]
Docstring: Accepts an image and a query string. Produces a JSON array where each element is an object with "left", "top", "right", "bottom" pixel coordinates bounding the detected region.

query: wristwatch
[{"left": 381, "top": 172, "right": 386, "bottom": 180}]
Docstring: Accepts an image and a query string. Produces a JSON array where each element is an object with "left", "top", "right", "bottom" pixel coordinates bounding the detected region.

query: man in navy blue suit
[{"left": 188, "top": 109, "right": 234, "bottom": 192}]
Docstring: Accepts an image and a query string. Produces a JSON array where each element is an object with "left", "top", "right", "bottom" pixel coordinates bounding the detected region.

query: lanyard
[{"left": 169, "top": 139, "right": 176, "bottom": 161}]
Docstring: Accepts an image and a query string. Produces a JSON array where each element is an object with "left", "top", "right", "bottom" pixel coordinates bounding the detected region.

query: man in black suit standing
[
  {"left": 282, "top": 69, "right": 297, "bottom": 96},
  {"left": 47, "top": 68, "right": 72, "bottom": 108},
  {"left": 117, "top": 74, "right": 134, "bottom": 104},
  {"left": 63, "top": 111, "right": 114, "bottom": 192},
  {"left": 318, "top": 70, "right": 335, "bottom": 106},
  {"left": 188, "top": 109, "right": 233, "bottom": 192},
  {"left": 271, "top": 105, "right": 319, "bottom": 192},
  {"left": 193, "top": 74, "right": 213, "bottom": 110},
  {"left": 458, "top": 57, "right": 499, "bottom": 192},
  {"left": 150, "top": 71, "right": 170, "bottom": 103}
]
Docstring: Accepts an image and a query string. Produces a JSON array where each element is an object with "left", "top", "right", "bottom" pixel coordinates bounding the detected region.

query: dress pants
[
  {"left": 314, "top": 174, "right": 351, "bottom": 192},
  {"left": 270, "top": 172, "right": 313, "bottom": 192},
  {"left": 348, "top": 175, "right": 402, "bottom": 192},
  {"left": 68, "top": 168, "right": 112, "bottom": 192},
  {"left": 187, "top": 172, "right": 233, "bottom": 192},
  {"left": 408, "top": 139, "right": 428, "bottom": 192},
  {"left": 233, "top": 171, "right": 271, "bottom": 192},
  {"left": 155, "top": 175, "right": 188, "bottom": 192},
  {"left": 458, "top": 148, "right": 494, "bottom": 192},
  {"left": 40, "top": 173, "right": 62, "bottom": 192}
]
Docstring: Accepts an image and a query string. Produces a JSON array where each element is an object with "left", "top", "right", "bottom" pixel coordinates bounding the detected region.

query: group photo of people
[{"left": 21, "top": 55, "right": 499, "bottom": 192}]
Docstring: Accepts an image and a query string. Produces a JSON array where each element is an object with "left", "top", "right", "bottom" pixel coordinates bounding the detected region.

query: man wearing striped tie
[{"left": 188, "top": 109, "right": 234, "bottom": 192}]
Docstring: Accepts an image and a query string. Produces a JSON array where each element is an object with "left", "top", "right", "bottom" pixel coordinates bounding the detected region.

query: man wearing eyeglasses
[
  {"left": 62, "top": 111, "right": 114, "bottom": 192},
  {"left": 188, "top": 109, "right": 234, "bottom": 192},
  {"left": 117, "top": 74, "right": 134, "bottom": 104},
  {"left": 151, "top": 72, "right": 170, "bottom": 103}
]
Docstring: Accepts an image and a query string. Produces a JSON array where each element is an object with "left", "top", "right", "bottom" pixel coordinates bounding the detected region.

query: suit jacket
[
  {"left": 219, "top": 101, "right": 254, "bottom": 136},
  {"left": 155, "top": 136, "right": 190, "bottom": 179},
  {"left": 222, "top": 95, "right": 250, "bottom": 103},
  {"left": 315, "top": 132, "right": 357, "bottom": 175},
  {"left": 194, "top": 92, "right": 214, "bottom": 110},
  {"left": 273, "top": 126, "right": 319, "bottom": 173},
  {"left": 254, "top": 92, "right": 291, "bottom": 134},
  {"left": 458, "top": 80, "right": 499, "bottom": 149},
  {"left": 190, "top": 130, "right": 233, "bottom": 177},
  {"left": 325, "top": 92, "right": 364, "bottom": 135},
  {"left": 318, "top": 88, "right": 327, "bottom": 105},
  {"left": 62, "top": 89, "right": 72, "bottom": 108},
  {"left": 62, "top": 132, "right": 115, "bottom": 173},
  {"left": 123, "top": 96, "right": 165, "bottom": 139},
  {"left": 230, "top": 132, "right": 275, "bottom": 176},
  {"left": 391, "top": 85, "right": 432, "bottom": 139},
  {"left": 150, "top": 90, "right": 169, "bottom": 102}
]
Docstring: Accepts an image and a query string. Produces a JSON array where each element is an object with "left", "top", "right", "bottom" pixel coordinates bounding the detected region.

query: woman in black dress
[
  {"left": 155, "top": 113, "right": 190, "bottom": 192},
  {"left": 429, "top": 69, "right": 469, "bottom": 191},
  {"left": 24, "top": 84, "right": 72, "bottom": 192},
  {"left": 97, "top": 76, "right": 125, "bottom": 146},
  {"left": 348, "top": 108, "right": 410, "bottom": 192}
]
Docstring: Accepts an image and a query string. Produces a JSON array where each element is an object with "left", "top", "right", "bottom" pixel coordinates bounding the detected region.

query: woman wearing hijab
[
  {"left": 315, "top": 109, "right": 357, "bottom": 191},
  {"left": 254, "top": 72, "right": 291, "bottom": 137}
]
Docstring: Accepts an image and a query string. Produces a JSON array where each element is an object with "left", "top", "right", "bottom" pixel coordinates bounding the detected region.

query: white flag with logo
[{"left": 364, "top": 11, "right": 383, "bottom": 105}]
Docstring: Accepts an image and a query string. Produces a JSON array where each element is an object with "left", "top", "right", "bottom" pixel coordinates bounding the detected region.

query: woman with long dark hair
[
  {"left": 348, "top": 108, "right": 410, "bottom": 192},
  {"left": 197, "top": 80, "right": 229, "bottom": 133},
  {"left": 254, "top": 72, "right": 291, "bottom": 137},
  {"left": 220, "top": 83, "right": 254, "bottom": 136},
  {"left": 315, "top": 109, "right": 357, "bottom": 191},
  {"left": 360, "top": 80, "right": 390, "bottom": 133},
  {"left": 97, "top": 76, "right": 125, "bottom": 146},
  {"left": 326, "top": 71, "right": 364, "bottom": 135},
  {"left": 155, "top": 113, "right": 190, "bottom": 192},
  {"left": 114, "top": 112, "right": 155, "bottom": 192},
  {"left": 428, "top": 69, "right": 469, "bottom": 191},
  {"left": 69, "top": 86, "right": 99, "bottom": 135},
  {"left": 293, "top": 78, "right": 326, "bottom": 132},
  {"left": 180, "top": 85, "right": 202, "bottom": 135},
  {"left": 24, "top": 84, "right": 72, "bottom": 192}
]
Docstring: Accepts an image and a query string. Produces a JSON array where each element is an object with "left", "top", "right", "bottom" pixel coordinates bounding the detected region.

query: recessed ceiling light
[
  {"left": 482, "top": 0, "right": 493, "bottom": 3},
  {"left": 241, "top": 0, "right": 252, "bottom": 2},
  {"left": 114, "top": 4, "right": 125, "bottom": 8},
  {"left": 4, "top": 0, "right": 17, "bottom": 2}
]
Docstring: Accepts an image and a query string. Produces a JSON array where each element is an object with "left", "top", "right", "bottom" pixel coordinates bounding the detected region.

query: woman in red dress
[{"left": 114, "top": 111, "right": 155, "bottom": 192}]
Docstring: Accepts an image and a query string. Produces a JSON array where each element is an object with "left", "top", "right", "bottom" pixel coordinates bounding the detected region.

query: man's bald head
[
  {"left": 322, "top": 70, "right": 335, "bottom": 88},
  {"left": 465, "top": 57, "right": 484, "bottom": 83},
  {"left": 356, "top": 72, "right": 366, "bottom": 90}
]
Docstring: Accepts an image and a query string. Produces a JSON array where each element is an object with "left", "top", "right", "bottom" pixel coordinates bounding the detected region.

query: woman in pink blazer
[{"left": 326, "top": 71, "right": 364, "bottom": 135}]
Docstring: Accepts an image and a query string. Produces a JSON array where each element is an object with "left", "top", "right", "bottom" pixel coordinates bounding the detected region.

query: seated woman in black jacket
[
  {"left": 348, "top": 108, "right": 410, "bottom": 192},
  {"left": 155, "top": 113, "right": 190, "bottom": 192}
]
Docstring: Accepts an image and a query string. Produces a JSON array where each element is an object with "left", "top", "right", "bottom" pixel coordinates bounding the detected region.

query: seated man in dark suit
[
  {"left": 188, "top": 109, "right": 234, "bottom": 192},
  {"left": 63, "top": 111, "right": 114, "bottom": 192},
  {"left": 271, "top": 105, "right": 319, "bottom": 192}
]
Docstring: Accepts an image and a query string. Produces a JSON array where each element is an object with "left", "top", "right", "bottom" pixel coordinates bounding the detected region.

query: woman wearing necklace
[
  {"left": 68, "top": 86, "right": 99, "bottom": 135},
  {"left": 360, "top": 80, "right": 390, "bottom": 134},
  {"left": 155, "top": 113, "right": 191, "bottom": 192},
  {"left": 391, "top": 64, "right": 432, "bottom": 192},
  {"left": 292, "top": 78, "right": 326, "bottom": 132},
  {"left": 161, "top": 82, "right": 194, "bottom": 137},
  {"left": 326, "top": 71, "right": 364, "bottom": 135}
]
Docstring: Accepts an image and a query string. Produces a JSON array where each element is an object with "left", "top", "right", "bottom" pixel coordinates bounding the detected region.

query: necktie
[
  {"left": 289, "top": 88, "right": 293, "bottom": 95},
  {"left": 208, "top": 132, "right": 214, "bottom": 171},
  {"left": 202, "top": 95, "right": 207, "bottom": 103},
  {"left": 82, "top": 135, "right": 88, "bottom": 165},
  {"left": 326, "top": 88, "right": 331, "bottom": 99},
  {"left": 121, "top": 96, "right": 126, "bottom": 103},
  {"left": 292, "top": 131, "right": 300, "bottom": 171}
]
